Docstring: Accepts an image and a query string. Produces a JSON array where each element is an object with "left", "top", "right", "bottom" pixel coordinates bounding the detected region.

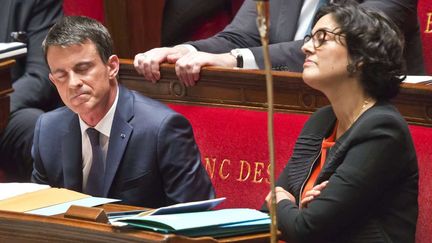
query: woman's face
[{"left": 301, "top": 14, "right": 350, "bottom": 92}]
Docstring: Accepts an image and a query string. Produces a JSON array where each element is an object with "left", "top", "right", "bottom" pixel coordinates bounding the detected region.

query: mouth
[
  {"left": 303, "top": 59, "right": 316, "bottom": 67},
  {"left": 70, "top": 92, "right": 90, "bottom": 103}
]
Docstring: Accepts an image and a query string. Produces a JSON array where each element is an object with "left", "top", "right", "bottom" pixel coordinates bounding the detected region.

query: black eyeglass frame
[{"left": 303, "top": 28, "right": 345, "bottom": 49}]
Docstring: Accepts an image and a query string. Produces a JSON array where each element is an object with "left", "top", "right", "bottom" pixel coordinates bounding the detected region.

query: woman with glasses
[{"left": 265, "top": 1, "right": 418, "bottom": 242}]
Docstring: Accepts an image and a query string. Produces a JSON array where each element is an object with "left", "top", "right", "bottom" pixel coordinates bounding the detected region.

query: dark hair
[
  {"left": 313, "top": 0, "right": 405, "bottom": 100},
  {"left": 43, "top": 16, "right": 113, "bottom": 64}
]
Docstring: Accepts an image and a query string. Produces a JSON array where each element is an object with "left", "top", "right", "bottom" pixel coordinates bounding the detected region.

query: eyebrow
[{"left": 51, "top": 61, "right": 94, "bottom": 74}]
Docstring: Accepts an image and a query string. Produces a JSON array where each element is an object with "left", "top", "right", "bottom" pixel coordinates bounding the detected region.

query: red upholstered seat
[
  {"left": 168, "top": 104, "right": 309, "bottom": 209},
  {"left": 410, "top": 125, "right": 432, "bottom": 243}
]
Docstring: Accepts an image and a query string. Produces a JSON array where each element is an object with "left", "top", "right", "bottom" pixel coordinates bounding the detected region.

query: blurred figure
[
  {"left": 265, "top": 2, "right": 418, "bottom": 242},
  {"left": 134, "top": 0, "right": 424, "bottom": 86},
  {"left": 162, "top": 0, "right": 230, "bottom": 46},
  {"left": 0, "top": 0, "right": 63, "bottom": 181}
]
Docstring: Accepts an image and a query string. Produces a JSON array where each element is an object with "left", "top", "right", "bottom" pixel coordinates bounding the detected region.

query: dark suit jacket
[
  {"left": 189, "top": 0, "right": 425, "bottom": 74},
  {"left": 31, "top": 85, "right": 215, "bottom": 208},
  {"left": 0, "top": 0, "right": 62, "bottom": 113}
]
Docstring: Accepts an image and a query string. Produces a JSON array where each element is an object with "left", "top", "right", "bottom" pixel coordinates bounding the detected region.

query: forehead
[
  {"left": 46, "top": 41, "right": 100, "bottom": 69},
  {"left": 313, "top": 14, "right": 339, "bottom": 32}
]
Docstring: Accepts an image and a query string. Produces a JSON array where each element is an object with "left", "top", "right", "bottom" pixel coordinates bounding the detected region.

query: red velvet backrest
[
  {"left": 63, "top": 0, "right": 105, "bottom": 23},
  {"left": 410, "top": 125, "right": 432, "bottom": 243},
  {"left": 418, "top": 0, "right": 432, "bottom": 74},
  {"left": 168, "top": 104, "right": 308, "bottom": 209}
]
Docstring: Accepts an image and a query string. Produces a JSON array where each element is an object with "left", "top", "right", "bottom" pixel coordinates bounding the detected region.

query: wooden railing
[{"left": 119, "top": 59, "right": 432, "bottom": 127}]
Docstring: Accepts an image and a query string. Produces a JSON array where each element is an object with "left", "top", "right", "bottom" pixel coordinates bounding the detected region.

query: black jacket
[{"left": 276, "top": 102, "right": 418, "bottom": 242}]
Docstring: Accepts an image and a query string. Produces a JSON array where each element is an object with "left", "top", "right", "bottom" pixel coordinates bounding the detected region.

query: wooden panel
[
  {"left": 0, "top": 60, "right": 14, "bottom": 132},
  {"left": 104, "top": 0, "right": 165, "bottom": 59},
  {"left": 118, "top": 59, "right": 432, "bottom": 127}
]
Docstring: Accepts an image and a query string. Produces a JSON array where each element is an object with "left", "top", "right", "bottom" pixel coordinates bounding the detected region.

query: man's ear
[
  {"left": 48, "top": 73, "right": 56, "bottom": 84},
  {"left": 107, "top": 55, "right": 120, "bottom": 79}
]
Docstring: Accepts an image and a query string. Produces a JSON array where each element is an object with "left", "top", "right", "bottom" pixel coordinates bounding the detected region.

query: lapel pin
[{"left": 120, "top": 133, "right": 126, "bottom": 139}]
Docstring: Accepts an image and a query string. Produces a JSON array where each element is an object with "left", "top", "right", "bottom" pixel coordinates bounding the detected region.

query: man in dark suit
[
  {"left": 31, "top": 16, "right": 215, "bottom": 208},
  {"left": 134, "top": 0, "right": 425, "bottom": 86},
  {"left": 0, "top": 0, "right": 63, "bottom": 181}
]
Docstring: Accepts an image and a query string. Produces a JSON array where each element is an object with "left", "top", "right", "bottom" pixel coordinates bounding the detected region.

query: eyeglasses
[{"left": 303, "top": 29, "right": 345, "bottom": 49}]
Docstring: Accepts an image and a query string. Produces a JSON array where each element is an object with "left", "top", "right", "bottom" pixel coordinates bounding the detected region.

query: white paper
[
  {"left": 26, "top": 197, "right": 121, "bottom": 216},
  {"left": 0, "top": 42, "right": 27, "bottom": 60},
  {"left": 0, "top": 183, "right": 50, "bottom": 200},
  {"left": 403, "top": 75, "right": 432, "bottom": 84}
]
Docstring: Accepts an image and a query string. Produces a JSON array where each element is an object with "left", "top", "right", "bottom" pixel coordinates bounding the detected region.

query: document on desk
[
  {"left": 112, "top": 208, "right": 270, "bottom": 238},
  {"left": 403, "top": 75, "right": 432, "bottom": 84},
  {"left": 0, "top": 42, "right": 27, "bottom": 61},
  {"left": 0, "top": 183, "right": 120, "bottom": 216}
]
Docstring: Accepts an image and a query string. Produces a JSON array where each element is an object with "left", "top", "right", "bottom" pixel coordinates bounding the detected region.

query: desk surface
[{"left": 0, "top": 204, "right": 271, "bottom": 243}]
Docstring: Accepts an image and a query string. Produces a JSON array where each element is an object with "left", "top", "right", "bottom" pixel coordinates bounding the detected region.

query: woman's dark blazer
[{"left": 275, "top": 101, "right": 418, "bottom": 243}]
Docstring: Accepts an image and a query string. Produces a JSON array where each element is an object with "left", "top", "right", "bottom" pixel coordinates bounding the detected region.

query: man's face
[{"left": 47, "top": 41, "right": 118, "bottom": 119}]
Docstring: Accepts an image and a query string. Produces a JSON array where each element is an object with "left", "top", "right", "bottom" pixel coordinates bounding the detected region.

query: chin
[{"left": 302, "top": 76, "right": 320, "bottom": 90}]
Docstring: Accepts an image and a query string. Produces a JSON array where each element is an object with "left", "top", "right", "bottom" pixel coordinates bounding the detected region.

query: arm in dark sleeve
[
  {"left": 11, "top": 0, "right": 63, "bottom": 113},
  {"left": 189, "top": 0, "right": 305, "bottom": 72},
  {"left": 157, "top": 113, "right": 215, "bottom": 204},
  {"left": 30, "top": 115, "right": 48, "bottom": 184},
  {"left": 277, "top": 115, "right": 417, "bottom": 242}
]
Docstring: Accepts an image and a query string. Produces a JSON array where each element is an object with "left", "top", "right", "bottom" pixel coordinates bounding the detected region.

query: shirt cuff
[{"left": 236, "top": 48, "right": 259, "bottom": 69}]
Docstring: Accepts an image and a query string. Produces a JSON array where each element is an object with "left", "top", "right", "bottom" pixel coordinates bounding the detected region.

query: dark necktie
[{"left": 85, "top": 128, "right": 105, "bottom": 197}]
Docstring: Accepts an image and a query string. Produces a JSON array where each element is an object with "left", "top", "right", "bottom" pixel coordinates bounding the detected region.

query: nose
[
  {"left": 301, "top": 38, "right": 314, "bottom": 55},
  {"left": 68, "top": 72, "right": 83, "bottom": 88}
]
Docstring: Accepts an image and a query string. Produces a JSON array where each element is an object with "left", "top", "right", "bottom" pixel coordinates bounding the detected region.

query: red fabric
[
  {"left": 189, "top": 12, "right": 232, "bottom": 41},
  {"left": 409, "top": 125, "right": 432, "bottom": 243},
  {"left": 418, "top": 0, "right": 432, "bottom": 74},
  {"left": 189, "top": 0, "right": 244, "bottom": 41},
  {"left": 169, "top": 104, "right": 308, "bottom": 209},
  {"left": 63, "top": 0, "right": 105, "bottom": 23}
]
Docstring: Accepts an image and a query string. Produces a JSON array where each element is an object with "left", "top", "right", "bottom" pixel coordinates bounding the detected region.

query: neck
[
  {"left": 325, "top": 82, "right": 375, "bottom": 139},
  {"left": 81, "top": 85, "right": 118, "bottom": 127}
]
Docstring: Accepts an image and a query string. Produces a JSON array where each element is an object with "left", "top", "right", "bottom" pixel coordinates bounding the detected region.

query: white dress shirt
[{"left": 80, "top": 86, "right": 119, "bottom": 191}]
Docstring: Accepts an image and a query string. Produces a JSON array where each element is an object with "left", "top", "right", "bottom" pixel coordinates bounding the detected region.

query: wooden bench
[{"left": 119, "top": 59, "right": 432, "bottom": 243}]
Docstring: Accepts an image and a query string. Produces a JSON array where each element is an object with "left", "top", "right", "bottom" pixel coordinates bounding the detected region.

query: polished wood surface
[
  {"left": 119, "top": 59, "right": 432, "bottom": 127},
  {"left": 0, "top": 204, "right": 271, "bottom": 243},
  {"left": 104, "top": 0, "right": 165, "bottom": 59},
  {"left": 0, "top": 59, "right": 14, "bottom": 132}
]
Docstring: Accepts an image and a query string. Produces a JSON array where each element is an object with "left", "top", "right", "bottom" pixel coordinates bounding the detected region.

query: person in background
[
  {"left": 31, "top": 16, "right": 215, "bottom": 208},
  {"left": 161, "top": 0, "right": 230, "bottom": 47},
  {"left": 265, "top": 1, "right": 418, "bottom": 242},
  {"left": 134, "top": 0, "right": 424, "bottom": 87},
  {"left": 0, "top": 0, "right": 63, "bottom": 181}
]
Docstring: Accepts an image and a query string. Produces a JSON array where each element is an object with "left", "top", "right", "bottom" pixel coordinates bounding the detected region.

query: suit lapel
[
  {"left": 272, "top": 0, "right": 304, "bottom": 41},
  {"left": 103, "top": 86, "right": 134, "bottom": 196},
  {"left": 62, "top": 115, "right": 83, "bottom": 192}
]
